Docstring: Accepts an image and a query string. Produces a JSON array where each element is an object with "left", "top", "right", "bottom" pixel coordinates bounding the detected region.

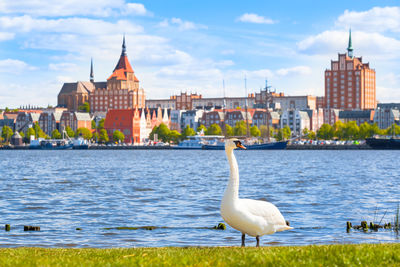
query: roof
[
  {"left": 298, "top": 111, "right": 310, "bottom": 120},
  {"left": 74, "top": 112, "right": 92, "bottom": 121},
  {"left": 377, "top": 103, "right": 400, "bottom": 110},
  {"left": 58, "top": 81, "right": 106, "bottom": 96},
  {"left": 107, "top": 54, "right": 137, "bottom": 81},
  {"left": 53, "top": 112, "right": 63, "bottom": 121},
  {"left": 30, "top": 113, "right": 41, "bottom": 122},
  {"left": 339, "top": 110, "right": 373, "bottom": 119}
]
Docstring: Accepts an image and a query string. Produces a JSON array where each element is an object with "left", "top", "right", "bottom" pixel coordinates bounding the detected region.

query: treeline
[
  {"left": 0, "top": 118, "right": 125, "bottom": 145},
  {"left": 149, "top": 121, "right": 292, "bottom": 143}
]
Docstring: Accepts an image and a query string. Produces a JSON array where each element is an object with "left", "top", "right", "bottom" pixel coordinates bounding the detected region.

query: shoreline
[{"left": 0, "top": 144, "right": 374, "bottom": 150}]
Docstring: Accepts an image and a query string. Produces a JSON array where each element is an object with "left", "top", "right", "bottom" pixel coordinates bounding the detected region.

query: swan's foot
[
  {"left": 256, "top": 236, "right": 260, "bottom": 247},
  {"left": 241, "top": 233, "right": 245, "bottom": 247}
]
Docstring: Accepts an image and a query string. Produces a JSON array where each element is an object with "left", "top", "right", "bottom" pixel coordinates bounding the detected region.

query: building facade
[
  {"left": 280, "top": 109, "right": 310, "bottom": 136},
  {"left": 325, "top": 30, "right": 376, "bottom": 110}
]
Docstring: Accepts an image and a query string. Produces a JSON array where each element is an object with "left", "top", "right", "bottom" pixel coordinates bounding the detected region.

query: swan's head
[{"left": 225, "top": 138, "right": 246, "bottom": 150}]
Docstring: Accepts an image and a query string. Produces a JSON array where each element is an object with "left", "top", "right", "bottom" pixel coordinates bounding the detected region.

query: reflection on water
[{"left": 0, "top": 150, "right": 399, "bottom": 247}]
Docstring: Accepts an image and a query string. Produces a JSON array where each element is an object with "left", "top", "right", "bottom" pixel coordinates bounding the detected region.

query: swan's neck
[{"left": 224, "top": 148, "right": 239, "bottom": 200}]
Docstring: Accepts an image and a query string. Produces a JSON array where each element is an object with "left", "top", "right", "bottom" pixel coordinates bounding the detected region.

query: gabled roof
[
  {"left": 74, "top": 112, "right": 92, "bottom": 121},
  {"left": 59, "top": 81, "right": 106, "bottom": 95}
]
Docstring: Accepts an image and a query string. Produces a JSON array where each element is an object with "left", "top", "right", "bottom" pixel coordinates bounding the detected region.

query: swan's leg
[
  {"left": 241, "top": 233, "right": 245, "bottom": 247},
  {"left": 256, "top": 236, "right": 260, "bottom": 247}
]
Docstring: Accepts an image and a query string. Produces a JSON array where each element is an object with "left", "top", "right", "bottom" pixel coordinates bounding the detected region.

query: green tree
[
  {"left": 333, "top": 121, "right": 345, "bottom": 140},
  {"left": 342, "top": 121, "right": 359, "bottom": 140},
  {"left": 113, "top": 130, "right": 125, "bottom": 143},
  {"left": 51, "top": 129, "right": 62, "bottom": 139},
  {"left": 308, "top": 131, "right": 316, "bottom": 140},
  {"left": 92, "top": 132, "right": 99, "bottom": 143},
  {"left": 259, "top": 125, "right": 274, "bottom": 139},
  {"left": 317, "top": 124, "right": 334, "bottom": 140},
  {"left": 76, "top": 127, "right": 93, "bottom": 140},
  {"left": 196, "top": 124, "right": 207, "bottom": 134},
  {"left": 78, "top": 102, "right": 90, "bottom": 113},
  {"left": 157, "top": 123, "right": 171, "bottom": 142},
  {"left": 149, "top": 125, "right": 159, "bottom": 141},
  {"left": 65, "top": 126, "right": 75, "bottom": 138},
  {"left": 250, "top": 125, "right": 261, "bottom": 137},
  {"left": 282, "top": 125, "right": 291, "bottom": 140},
  {"left": 225, "top": 124, "right": 234, "bottom": 137},
  {"left": 369, "top": 122, "right": 383, "bottom": 137},
  {"left": 206, "top": 123, "right": 222, "bottom": 135},
  {"left": 274, "top": 129, "right": 284, "bottom": 141},
  {"left": 25, "top": 128, "right": 35, "bottom": 143},
  {"left": 181, "top": 125, "right": 196, "bottom": 139},
  {"left": 33, "top": 122, "right": 46, "bottom": 138},
  {"left": 91, "top": 120, "right": 97, "bottom": 129},
  {"left": 98, "top": 118, "right": 105, "bottom": 129},
  {"left": 19, "top": 131, "right": 25, "bottom": 140},
  {"left": 99, "top": 129, "right": 109, "bottom": 143},
  {"left": 169, "top": 130, "right": 181, "bottom": 144},
  {"left": 233, "top": 121, "right": 247, "bottom": 136},
  {"left": 385, "top": 123, "right": 400, "bottom": 136},
  {"left": 1, "top": 126, "right": 13, "bottom": 143}
]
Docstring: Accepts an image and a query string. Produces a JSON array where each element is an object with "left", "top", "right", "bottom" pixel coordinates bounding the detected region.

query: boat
[
  {"left": 202, "top": 140, "right": 288, "bottom": 150},
  {"left": 30, "top": 138, "right": 73, "bottom": 150},
  {"left": 73, "top": 137, "right": 90, "bottom": 149},
  {"left": 174, "top": 135, "right": 224, "bottom": 149},
  {"left": 366, "top": 137, "right": 400, "bottom": 149}
]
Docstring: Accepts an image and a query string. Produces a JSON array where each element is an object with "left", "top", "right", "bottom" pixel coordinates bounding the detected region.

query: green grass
[{"left": 0, "top": 244, "right": 399, "bottom": 266}]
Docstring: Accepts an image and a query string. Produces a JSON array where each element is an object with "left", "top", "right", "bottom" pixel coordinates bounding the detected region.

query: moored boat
[
  {"left": 30, "top": 138, "right": 73, "bottom": 150},
  {"left": 202, "top": 140, "right": 288, "bottom": 150},
  {"left": 366, "top": 137, "right": 400, "bottom": 149}
]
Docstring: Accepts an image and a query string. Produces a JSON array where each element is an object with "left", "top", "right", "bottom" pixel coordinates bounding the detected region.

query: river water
[{"left": 0, "top": 150, "right": 398, "bottom": 248}]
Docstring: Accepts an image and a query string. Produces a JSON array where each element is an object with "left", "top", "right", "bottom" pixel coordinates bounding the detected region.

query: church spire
[
  {"left": 347, "top": 28, "right": 353, "bottom": 58},
  {"left": 121, "top": 34, "right": 127, "bottom": 56},
  {"left": 90, "top": 57, "right": 94, "bottom": 82}
]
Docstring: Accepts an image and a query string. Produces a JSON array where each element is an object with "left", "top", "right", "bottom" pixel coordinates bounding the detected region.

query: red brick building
[{"left": 325, "top": 30, "right": 376, "bottom": 110}]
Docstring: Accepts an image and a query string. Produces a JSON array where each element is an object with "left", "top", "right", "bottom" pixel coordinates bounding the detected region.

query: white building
[{"left": 280, "top": 109, "right": 310, "bottom": 136}]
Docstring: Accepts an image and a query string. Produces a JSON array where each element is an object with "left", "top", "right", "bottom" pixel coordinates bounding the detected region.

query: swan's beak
[{"left": 237, "top": 144, "right": 246, "bottom": 149}]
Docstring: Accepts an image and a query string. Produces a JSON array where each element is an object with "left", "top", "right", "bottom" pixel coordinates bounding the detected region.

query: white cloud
[
  {"left": 0, "top": 32, "right": 14, "bottom": 41},
  {"left": 336, "top": 6, "right": 400, "bottom": 32},
  {"left": 159, "top": 18, "right": 207, "bottom": 31},
  {"left": 124, "top": 3, "right": 150, "bottom": 16},
  {"left": 237, "top": 13, "right": 275, "bottom": 24},
  {"left": 297, "top": 30, "right": 400, "bottom": 58},
  {"left": 0, "top": 16, "right": 143, "bottom": 35},
  {"left": 276, "top": 66, "right": 312, "bottom": 76},
  {"left": 0, "top": 59, "right": 37, "bottom": 73},
  {"left": 49, "top": 63, "right": 78, "bottom": 72}
]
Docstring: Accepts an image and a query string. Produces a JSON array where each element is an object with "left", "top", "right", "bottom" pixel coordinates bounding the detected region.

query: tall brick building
[
  {"left": 58, "top": 36, "right": 145, "bottom": 112},
  {"left": 324, "top": 30, "right": 376, "bottom": 110}
]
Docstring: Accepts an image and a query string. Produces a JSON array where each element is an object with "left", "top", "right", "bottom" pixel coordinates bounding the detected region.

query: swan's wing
[{"left": 240, "top": 198, "right": 292, "bottom": 231}]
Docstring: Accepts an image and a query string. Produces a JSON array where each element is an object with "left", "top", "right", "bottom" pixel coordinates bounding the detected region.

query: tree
[
  {"left": 65, "top": 126, "right": 75, "bottom": 138},
  {"left": 91, "top": 120, "right": 97, "bottom": 129},
  {"left": 78, "top": 102, "right": 90, "bottom": 113},
  {"left": 181, "top": 125, "right": 196, "bottom": 139},
  {"left": 206, "top": 123, "right": 222, "bottom": 135},
  {"left": 260, "top": 125, "right": 274, "bottom": 139},
  {"left": 1, "top": 126, "right": 13, "bottom": 143},
  {"left": 92, "top": 132, "right": 99, "bottom": 143},
  {"left": 51, "top": 129, "right": 62, "bottom": 139},
  {"left": 274, "top": 129, "right": 284, "bottom": 141},
  {"left": 308, "top": 131, "right": 316, "bottom": 140},
  {"left": 225, "top": 124, "right": 234, "bottom": 137},
  {"left": 99, "top": 129, "right": 109, "bottom": 143},
  {"left": 98, "top": 118, "right": 105, "bottom": 129},
  {"left": 33, "top": 122, "right": 46, "bottom": 138},
  {"left": 196, "top": 124, "right": 207, "bottom": 134},
  {"left": 385, "top": 123, "right": 400, "bottom": 136},
  {"left": 149, "top": 125, "right": 158, "bottom": 141},
  {"left": 113, "top": 130, "right": 125, "bottom": 143},
  {"left": 76, "top": 127, "right": 93, "bottom": 140},
  {"left": 317, "top": 124, "right": 334, "bottom": 140},
  {"left": 25, "top": 128, "right": 35, "bottom": 143},
  {"left": 19, "top": 131, "right": 25, "bottom": 140},
  {"left": 342, "top": 121, "right": 359, "bottom": 140},
  {"left": 250, "top": 125, "right": 261, "bottom": 137},
  {"left": 233, "top": 121, "right": 247, "bottom": 136},
  {"left": 157, "top": 123, "right": 171, "bottom": 142},
  {"left": 333, "top": 121, "right": 345, "bottom": 140},
  {"left": 169, "top": 130, "right": 181, "bottom": 144},
  {"left": 282, "top": 125, "right": 291, "bottom": 140}
]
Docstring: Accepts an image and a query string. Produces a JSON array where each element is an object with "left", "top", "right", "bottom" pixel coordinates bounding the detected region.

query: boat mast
[
  {"left": 244, "top": 76, "right": 250, "bottom": 138},
  {"left": 264, "top": 79, "right": 274, "bottom": 142}
]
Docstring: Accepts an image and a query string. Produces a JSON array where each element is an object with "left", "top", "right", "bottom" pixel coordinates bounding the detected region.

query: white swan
[{"left": 220, "top": 139, "right": 293, "bottom": 247}]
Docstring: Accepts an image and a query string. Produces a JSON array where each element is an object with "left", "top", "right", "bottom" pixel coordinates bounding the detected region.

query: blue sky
[{"left": 1, "top": 0, "right": 400, "bottom": 108}]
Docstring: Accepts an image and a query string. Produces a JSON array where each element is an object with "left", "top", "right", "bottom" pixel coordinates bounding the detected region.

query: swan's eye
[{"left": 233, "top": 141, "right": 241, "bottom": 147}]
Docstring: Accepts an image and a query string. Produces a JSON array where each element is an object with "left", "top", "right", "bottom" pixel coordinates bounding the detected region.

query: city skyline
[{"left": 1, "top": 1, "right": 400, "bottom": 108}]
